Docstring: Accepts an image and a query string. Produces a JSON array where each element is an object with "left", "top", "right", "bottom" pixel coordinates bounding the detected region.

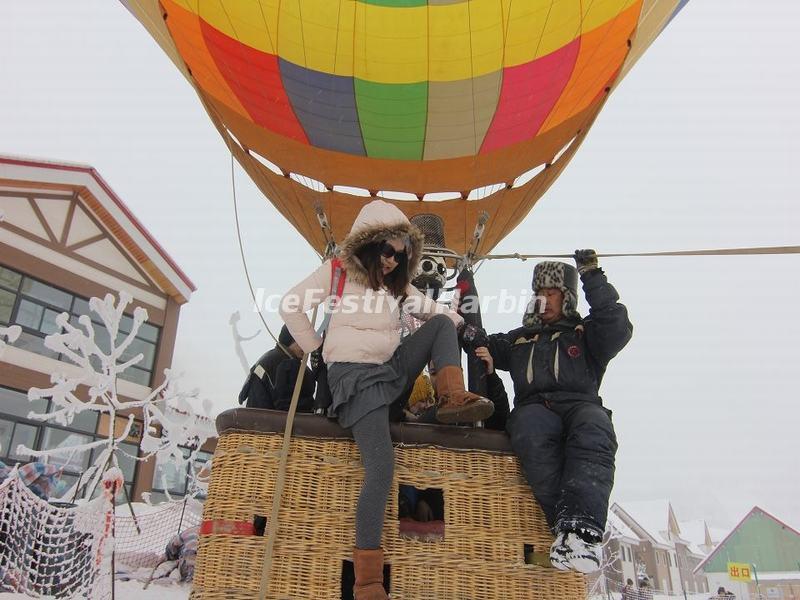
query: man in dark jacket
[
  {"left": 481, "top": 250, "right": 632, "bottom": 573},
  {"left": 238, "top": 325, "right": 315, "bottom": 411}
]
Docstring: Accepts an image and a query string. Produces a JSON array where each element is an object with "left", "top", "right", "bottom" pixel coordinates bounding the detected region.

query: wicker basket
[{"left": 191, "top": 409, "right": 585, "bottom": 600}]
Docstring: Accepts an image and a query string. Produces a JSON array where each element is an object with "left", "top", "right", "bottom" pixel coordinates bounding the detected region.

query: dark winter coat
[
  {"left": 487, "top": 269, "right": 632, "bottom": 407},
  {"left": 238, "top": 346, "right": 315, "bottom": 412},
  {"left": 483, "top": 371, "right": 510, "bottom": 431}
]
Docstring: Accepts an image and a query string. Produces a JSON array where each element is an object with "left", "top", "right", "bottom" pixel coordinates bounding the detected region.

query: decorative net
[
  {"left": 114, "top": 498, "right": 203, "bottom": 570},
  {"left": 0, "top": 469, "right": 204, "bottom": 597},
  {"left": 0, "top": 471, "right": 112, "bottom": 598}
]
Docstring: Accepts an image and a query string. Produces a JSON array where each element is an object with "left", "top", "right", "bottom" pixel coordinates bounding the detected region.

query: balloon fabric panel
[
  {"left": 480, "top": 39, "right": 579, "bottom": 154},
  {"left": 160, "top": 0, "right": 249, "bottom": 119},
  {"left": 540, "top": 1, "right": 642, "bottom": 134},
  {"left": 280, "top": 61, "right": 366, "bottom": 156},
  {"left": 201, "top": 21, "right": 308, "bottom": 143},
  {"left": 355, "top": 80, "right": 428, "bottom": 160},
  {"left": 128, "top": 0, "right": 690, "bottom": 254},
  {"left": 159, "top": 0, "right": 643, "bottom": 160},
  {"left": 424, "top": 73, "right": 501, "bottom": 160}
]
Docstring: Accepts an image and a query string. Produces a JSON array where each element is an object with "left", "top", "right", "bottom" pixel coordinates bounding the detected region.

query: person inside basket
[
  {"left": 280, "top": 199, "right": 493, "bottom": 600},
  {"left": 404, "top": 350, "right": 510, "bottom": 431},
  {"left": 470, "top": 251, "right": 632, "bottom": 573},
  {"left": 237, "top": 324, "right": 316, "bottom": 411}
]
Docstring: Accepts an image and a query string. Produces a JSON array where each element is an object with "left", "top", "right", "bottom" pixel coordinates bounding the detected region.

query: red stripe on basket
[{"left": 200, "top": 520, "right": 255, "bottom": 536}]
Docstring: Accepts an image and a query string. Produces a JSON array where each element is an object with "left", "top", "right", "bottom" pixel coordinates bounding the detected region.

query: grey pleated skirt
[
  {"left": 327, "top": 361, "right": 408, "bottom": 429},
  {"left": 325, "top": 315, "right": 461, "bottom": 429}
]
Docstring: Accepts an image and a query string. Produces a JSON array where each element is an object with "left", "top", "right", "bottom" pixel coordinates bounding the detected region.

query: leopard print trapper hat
[{"left": 522, "top": 261, "right": 581, "bottom": 327}]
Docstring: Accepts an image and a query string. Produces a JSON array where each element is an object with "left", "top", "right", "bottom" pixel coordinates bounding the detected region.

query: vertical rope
[{"left": 257, "top": 306, "right": 319, "bottom": 599}]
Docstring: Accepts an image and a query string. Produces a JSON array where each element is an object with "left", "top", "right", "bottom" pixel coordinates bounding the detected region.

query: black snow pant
[{"left": 507, "top": 400, "right": 617, "bottom": 539}]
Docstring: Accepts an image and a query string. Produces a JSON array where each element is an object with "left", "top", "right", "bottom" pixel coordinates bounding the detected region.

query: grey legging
[{"left": 349, "top": 314, "right": 460, "bottom": 549}]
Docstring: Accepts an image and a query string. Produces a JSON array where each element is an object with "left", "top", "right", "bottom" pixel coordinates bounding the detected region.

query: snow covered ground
[
  {"left": 0, "top": 580, "right": 191, "bottom": 599},
  {"left": 0, "top": 587, "right": 716, "bottom": 599},
  {"left": 595, "top": 595, "right": 710, "bottom": 600}
]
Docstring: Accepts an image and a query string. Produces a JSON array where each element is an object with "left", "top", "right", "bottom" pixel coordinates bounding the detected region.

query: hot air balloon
[
  {"left": 123, "top": 0, "right": 689, "bottom": 258},
  {"left": 120, "top": 2, "right": 692, "bottom": 598}
]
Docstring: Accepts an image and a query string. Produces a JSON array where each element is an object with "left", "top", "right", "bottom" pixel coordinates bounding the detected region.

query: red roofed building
[{"left": 0, "top": 155, "right": 211, "bottom": 502}]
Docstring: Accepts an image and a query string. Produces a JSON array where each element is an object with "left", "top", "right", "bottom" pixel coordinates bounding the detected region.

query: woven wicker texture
[{"left": 192, "top": 431, "right": 585, "bottom": 599}]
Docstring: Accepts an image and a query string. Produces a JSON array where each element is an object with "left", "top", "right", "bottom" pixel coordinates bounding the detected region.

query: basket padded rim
[{"left": 216, "top": 408, "right": 513, "bottom": 453}]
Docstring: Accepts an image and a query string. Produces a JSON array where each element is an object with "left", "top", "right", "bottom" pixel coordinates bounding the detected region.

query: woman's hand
[{"left": 475, "top": 346, "right": 494, "bottom": 374}]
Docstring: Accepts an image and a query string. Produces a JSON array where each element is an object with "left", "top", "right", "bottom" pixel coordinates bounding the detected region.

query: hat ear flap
[
  {"left": 522, "top": 298, "right": 539, "bottom": 327},
  {"left": 562, "top": 289, "right": 579, "bottom": 319}
]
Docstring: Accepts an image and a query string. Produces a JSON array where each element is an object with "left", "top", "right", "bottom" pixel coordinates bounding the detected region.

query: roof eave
[{"left": 0, "top": 155, "right": 196, "bottom": 303}]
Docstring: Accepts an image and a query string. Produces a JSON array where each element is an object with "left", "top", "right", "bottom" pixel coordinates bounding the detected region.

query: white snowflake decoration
[
  {"left": 0, "top": 211, "right": 22, "bottom": 357},
  {"left": 18, "top": 291, "right": 215, "bottom": 501},
  {"left": 0, "top": 323, "right": 21, "bottom": 357}
]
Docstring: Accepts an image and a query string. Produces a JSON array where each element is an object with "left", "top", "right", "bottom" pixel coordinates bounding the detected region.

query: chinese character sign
[{"left": 727, "top": 562, "right": 752, "bottom": 582}]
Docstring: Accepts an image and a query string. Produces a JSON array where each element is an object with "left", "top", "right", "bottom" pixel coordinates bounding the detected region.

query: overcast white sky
[{"left": 1, "top": 1, "right": 798, "bottom": 532}]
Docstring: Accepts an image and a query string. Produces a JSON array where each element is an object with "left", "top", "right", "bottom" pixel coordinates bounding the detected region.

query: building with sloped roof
[
  {"left": 605, "top": 510, "right": 643, "bottom": 588},
  {"left": 695, "top": 506, "right": 800, "bottom": 600},
  {"left": 1, "top": 155, "right": 212, "bottom": 502},
  {"left": 608, "top": 500, "right": 711, "bottom": 595}
]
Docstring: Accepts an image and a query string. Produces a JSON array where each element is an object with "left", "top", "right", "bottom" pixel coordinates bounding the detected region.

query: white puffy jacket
[{"left": 280, "top": 200, "right": 462, "bottom": 364}]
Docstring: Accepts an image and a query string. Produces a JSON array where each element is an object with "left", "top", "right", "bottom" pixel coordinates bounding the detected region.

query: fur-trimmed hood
[{"left": 337, "top": 200, "right": 424, "bottom": 287}]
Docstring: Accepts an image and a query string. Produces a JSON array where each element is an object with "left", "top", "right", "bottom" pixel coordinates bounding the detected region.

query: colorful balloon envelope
[{"left": 123, "top": 0, "right": 689, "bottom": 254}]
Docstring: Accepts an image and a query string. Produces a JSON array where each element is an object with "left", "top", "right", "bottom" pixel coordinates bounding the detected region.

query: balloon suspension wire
[
  {"left": 476, "top": 246, "right": 800, "bottom": 263},
  {"left": 230, "top": 154, "right": 293, "bottom": 358}
]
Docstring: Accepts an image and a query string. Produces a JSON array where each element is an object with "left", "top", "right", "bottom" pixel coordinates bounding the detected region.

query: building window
[
  {"left": 150, "top": 447, "right": 213, "bottom": 503},
  {"left": 0, "top": 264, "right": 161, "bottom": 387},
  {"left": 0, "top": 386, "right": 140, "bottom": 499}
]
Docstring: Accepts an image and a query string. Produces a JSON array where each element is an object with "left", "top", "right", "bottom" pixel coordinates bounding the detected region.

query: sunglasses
[{"left": 380, "top": 240, "right": 409, "bottom": 260}]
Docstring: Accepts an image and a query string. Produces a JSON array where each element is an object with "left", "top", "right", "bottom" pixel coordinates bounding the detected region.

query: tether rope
[
  {"left": 478, "top": 245, "right": 800, "bottom": 261},
  {"left": 257, "top": 308, "right": 318, "bottom": 600},
  {"left": 230, "top": 154, "right": 292, "bottom": 358}
]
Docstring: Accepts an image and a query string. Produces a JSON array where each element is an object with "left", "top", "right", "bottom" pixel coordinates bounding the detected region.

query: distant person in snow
[
  {"left": 470, "top": 250, "right": 632, "bottom": 574},
  {"left": 621, "top": 578, "right": 636, "bottom": 600},
  {"left": 637, "top": 579, "right": 654, "bottom": 600},
  {"left": 238, "top": 325, "right": 315, "bottom": 412}
]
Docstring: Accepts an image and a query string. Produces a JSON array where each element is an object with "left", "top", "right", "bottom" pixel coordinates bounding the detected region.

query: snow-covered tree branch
[
  {"left": 17, "top": 291, "right": 215, "bottom": 501},
  {"left": 0, "top": 322, "right": 21, "bottom": 357},
  {"left": 0, "top": 213, "right": 22, "bottom": 357}
]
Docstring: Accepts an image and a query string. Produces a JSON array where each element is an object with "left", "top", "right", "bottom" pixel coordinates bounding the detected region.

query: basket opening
[
  {"left": 253, "top": 515, "right": 266, "bottom": 536},
  {"left": 341, "top": 559, "right": 391, "bottom": 599},
  {"left": 398, "top": 484, "right": 445, "bottom": 541},
  {"left": 524, "top": 543, "right": 552, "bottom": 568}
]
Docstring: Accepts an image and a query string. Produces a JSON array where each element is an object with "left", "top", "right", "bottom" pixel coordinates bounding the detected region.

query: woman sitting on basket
[{"left": 280, "top": 199, "right": 493, "bottom": 600}]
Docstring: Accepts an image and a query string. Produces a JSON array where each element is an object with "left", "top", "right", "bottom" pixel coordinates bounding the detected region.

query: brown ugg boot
[
  {"left": 434, "top": 365, "right": 495, "bottom": 424},
  {"left": 353, "top": 547, "right": 388, "bottom": 600}
]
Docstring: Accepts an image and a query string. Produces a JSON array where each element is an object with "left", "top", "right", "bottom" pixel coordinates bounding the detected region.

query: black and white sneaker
[
  {"left": 549, "top": 531, "right": 573, "bottom": 571},
  {"left": 549, "top": 531, "right": 602, "bottom": 573}
]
